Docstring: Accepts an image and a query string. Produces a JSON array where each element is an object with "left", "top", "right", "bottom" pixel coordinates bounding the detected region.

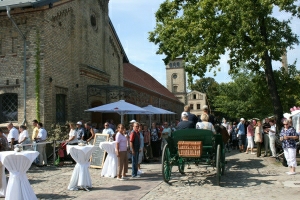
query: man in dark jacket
[
  {"left": 176, "top": 112, "right": 195, "bottom": 130},
  {"left": 182, "top": 105, "right": 198, "bottom": 127}
]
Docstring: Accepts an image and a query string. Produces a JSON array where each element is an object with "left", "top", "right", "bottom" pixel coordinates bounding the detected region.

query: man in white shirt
[
  {"left": 35, "top": 122, "right": 48, "bottom": 167},
  {"left": 7, "top": 123, "right": 19, "bottom": 150},
  {"left": 102, "top": 122, "right": 115, "bottom": 137}
]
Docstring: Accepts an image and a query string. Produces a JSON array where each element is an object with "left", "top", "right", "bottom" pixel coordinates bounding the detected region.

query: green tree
[
  {"left": 213, "top": 65, "right": 300, "bottom": 120},
  {"left": 214, "top": 72, "right": 272, "bottom": 120},
  {"left": 149, "top": 0, "right": 299, "bottom": 125}
]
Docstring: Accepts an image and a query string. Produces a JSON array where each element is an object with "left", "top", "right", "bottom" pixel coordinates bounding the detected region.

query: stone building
[
  {"left": 165, "top": 58, "right": 187, "bottom": 105},
  {"left": 123, "top": 63, "right": 183, "bottom": 125},
  {"left": 0, "top": 0, "right": 183, "bottom": 132},
  {"left": 166, "top": 58, "right": 207, "bottom": 117},
  {"left": 187, "top": 90, "right": 207, "bottom": 118}
]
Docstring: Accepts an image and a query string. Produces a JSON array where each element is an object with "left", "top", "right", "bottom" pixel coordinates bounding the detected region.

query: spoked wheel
[
  {"left": 178, "top": 157, "right": 185, "bottom": 174},
  {"left": 216, "top": 144, "right": 221, "bottom": 186},
  {"left": 221, "top": 147, "right": 225, "bottom": 175},
  {"left": 162, "top": 144, "right": 172, "bottom": 182}
]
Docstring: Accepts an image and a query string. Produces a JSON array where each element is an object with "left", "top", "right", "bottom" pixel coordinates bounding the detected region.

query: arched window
[
  {"left": 169, "top": 63, "right": 172, "bottom": 68},
  {"left": 177, "top": 62, "right": 180, "bottom": 67}
]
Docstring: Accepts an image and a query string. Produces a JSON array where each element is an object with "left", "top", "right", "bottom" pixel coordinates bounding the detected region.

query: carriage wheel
[
  {"left": 178, "top": 157, "right": 185, "bottom": 174},
  {"left": 162, "top": 144, "right": 172, "bottom": 182},
  {"left": 216, "top": 144, "right": 221, "bottom": 186},
  {"left": 221, "top": 147, "right": 225, "bottom": 175}
]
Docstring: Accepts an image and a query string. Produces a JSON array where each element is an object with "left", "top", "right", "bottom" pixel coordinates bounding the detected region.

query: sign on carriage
[{"left": 90, "top": 133, "right": 109, "bottom": 168}]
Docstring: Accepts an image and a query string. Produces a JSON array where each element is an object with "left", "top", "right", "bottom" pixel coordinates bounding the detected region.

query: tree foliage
[
  {"left": 213, "top": 65, "right": 300, "bottom": 120},
  {"left": 149, "top": 0, "right": 300, "bottom": 124}
]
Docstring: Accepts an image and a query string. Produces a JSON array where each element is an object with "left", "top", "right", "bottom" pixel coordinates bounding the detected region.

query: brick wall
[{"left": 0, "top": 0, "right": 123, "bottom": 134}]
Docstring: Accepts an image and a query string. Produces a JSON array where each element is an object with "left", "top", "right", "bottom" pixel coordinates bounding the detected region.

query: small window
[
  {"left": 190, "top": 104, "right": 194, "bottom": 110},
  {"left": 169, "top": 63, "right": 172, "bottom": 68},
  {"left": 56, "top": 94, "right": 66, "bottom": 123},
  {"left": 177, "top": 62, "right": 180, "bottom": 67},
  {"left": 91, "top": 14, "right": 97, "bottom": 27},
  {"left": 173, "top": 86, "right": 178, "bottom": 92},
  {"left": 199, "top": 95, "right": 203, "bottom": 100},
  {"left": 193, "top": 94, "right": 197, "bottom": 99},
  {"left": 197, "top": 104, "right": 201, "bottom": 110}
]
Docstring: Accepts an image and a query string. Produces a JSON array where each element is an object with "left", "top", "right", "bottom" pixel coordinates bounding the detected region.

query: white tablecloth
[
  {"left": 67, "top": 145, "right": 97, "bottom": 190},
  {"left": 0, "top": 151, "right": 39, "bottom": 200},
  {"left": 99, "top": 141, "right": 117, "bottom": 178},
  {"left": 0, "top": 162, "right": 6, "bottom": 198}
]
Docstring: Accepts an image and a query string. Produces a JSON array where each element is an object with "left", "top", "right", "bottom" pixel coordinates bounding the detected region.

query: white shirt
[
  {"left": 102, "top": 128, "right": 114, "bottom": 137},
  {"left": 196, "top": 122, "right": 216, "bottom": 134},
  {"left": 18, "top": 130, "right": 29, "bottom": 144},
  {"left": 269, "top": 125, "right": 276, "bottom": 136},
  {"left": 7, "top": 127, "right": 19, "bottom": 143},
  {"left": 37, "top": 128, "right": 47, "bottom": 141},
  {"left": 68, "top": 129, "right": 78, "bottom": 144}
]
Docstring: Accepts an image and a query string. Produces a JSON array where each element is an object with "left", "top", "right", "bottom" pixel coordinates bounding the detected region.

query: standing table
[
  {"left": 0, "top": 151, "right": 39, "bottom": 200},
  {"left": 99, "top": 141, "right": 117, "bottom": 178},
  {"left": 67, "top": 145, "right": 97, "bottom": 191}
]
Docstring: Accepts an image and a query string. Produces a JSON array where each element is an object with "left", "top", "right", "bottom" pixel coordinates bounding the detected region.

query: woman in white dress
[
  {"left": 66, "top": 123, "right": 78, "bottom": 145},
  {"left": 18, "top": 125, "right": 30, "bottom": 150},
  {"left": 196, "top": 113, "right": 216, "bottom": 134}
]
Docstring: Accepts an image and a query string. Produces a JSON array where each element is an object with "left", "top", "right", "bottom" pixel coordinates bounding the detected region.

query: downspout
[{"left": 6, "top": 6, "right": 27, "bottom": 125}]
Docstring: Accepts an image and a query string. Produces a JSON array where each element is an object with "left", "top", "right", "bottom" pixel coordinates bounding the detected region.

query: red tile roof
[{"left": 123, "top": 63, "right": 180, "bottom": 102}]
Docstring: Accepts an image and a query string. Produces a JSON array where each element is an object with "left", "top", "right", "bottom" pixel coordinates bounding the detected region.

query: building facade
[
  {"left": 0, "top": 0, "right": 183, "bottom": 132},
  {"left": 165, "top": 58, "right": 187, "bottom": 105},
  {"left": 123, "top": 63, "right": 183, "bottom": 125},
  {"left": 187, "top": 90, "right": 206, "bottom": 118},
  {"left": 0, "top": 0, "right": 123, "bottom": 128},
  {"left": 166, "top": 58, "right": 207, "bottom": 117}
]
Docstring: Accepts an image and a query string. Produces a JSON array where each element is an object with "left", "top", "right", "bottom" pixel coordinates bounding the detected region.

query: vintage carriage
[{"left": 162, "top": 128, "right": 226, "bottom": 185}]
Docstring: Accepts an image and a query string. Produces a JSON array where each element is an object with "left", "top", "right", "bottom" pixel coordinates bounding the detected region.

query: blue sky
[{"left": 109, "top": 0, "right": 300, "bottom": 86}]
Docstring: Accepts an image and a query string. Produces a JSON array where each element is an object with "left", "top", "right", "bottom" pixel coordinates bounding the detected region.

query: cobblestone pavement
[{"left": 11, "top": 150, "right": 300, "bottom": 199}]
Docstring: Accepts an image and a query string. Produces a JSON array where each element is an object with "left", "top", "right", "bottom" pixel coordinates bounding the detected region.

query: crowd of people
[{"left": 0, "top": 103, "right": 299, "bottom": 180}]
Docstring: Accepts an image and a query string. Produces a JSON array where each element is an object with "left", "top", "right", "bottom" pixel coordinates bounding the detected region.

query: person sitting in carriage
[
  {"left": 196, "top": 113, "right": 216, "bottom": 134},
  {"left": 176, "top": 112, "right": 195, "bottom": 130}
]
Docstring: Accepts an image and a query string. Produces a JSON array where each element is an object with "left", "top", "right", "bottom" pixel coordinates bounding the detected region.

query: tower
[{"left": 166, "top": 58, "right": 187, "bottom": 105}]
